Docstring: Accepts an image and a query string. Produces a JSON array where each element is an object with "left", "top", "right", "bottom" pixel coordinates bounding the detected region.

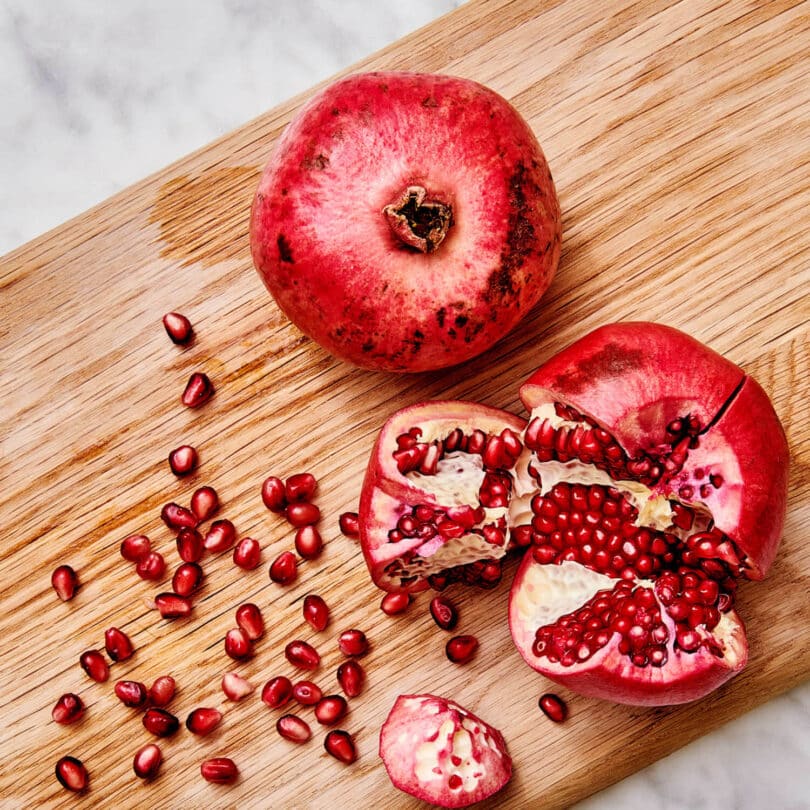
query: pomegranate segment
[
  {"left": 186, "top": 707, "right": 223, "bottom": 736},
  {"left": 222, "top": 672, "right": 254, "bottom": 701},
  {"left": 379, "top": 694, "right": 512, "bottom": 808},
  {"left": 51, "top": 565, "right": 79, "bottom": 601},
  {"left": 276, "top": 714, "right": 312, "bottom": 743},
  {"left": 55, "top": 756, "right": 89, "bottom": 792},
  {"left": 168, "top": 444, "right": 198, "bottom": 476},
  {"left": 104, "top": 627, "right": 134, "bottom": 662},
  {"left": 114, "top": 680, "right": 149, "bottom": 709},
  {"left": 200, "top": 757, "right": 238, "bottom": 784},
  {"left": 79, "top": 650, "right": 109, "bottom": 683},
  {"left": 181, "top": 372, "right": 214, "bottom": 408},
  {"left": 324, "top": 729, "right": 357, "bottom": 765},
  {"left": 142, "top": 707, "right": 180, "bottom": 738},
  {"left": 162, "top": 311, "right": 193, "bottom": 345},
  {"left": 133, "top": 743, "right": 163, "bottom": 780},
  {"left": 538, "top": 693, "right": 568, "bottom": 723},
  {"left": 149, "top": 676, "right": 176, "bottom": 707},
  {"left": 190, "top": 485, "right": 219, "bottom": 521},
  {"left": 52, "top": 693, "right": 85, "bottom": 725}
]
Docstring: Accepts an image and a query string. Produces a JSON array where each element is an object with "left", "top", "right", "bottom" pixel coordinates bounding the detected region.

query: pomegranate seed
[
  {"left": 224, "top": 628, "right": 252, "bottom": 660},
  {"left": 149, "top": 676, "right": 176, "bottom": 706},
  {"left": 162, "top": 311, "right": 193, "bottom": 344},
  {"left": 292, "top": 680, "right": 323, "bottom": 706},
  {"left": 294, "top": 525, "right": 323, "bottom": 560},
  {"left": 446, "top": 635, "right": 479, "bottom": 664},
  {"left": 120, "top": 534, "right": 151, "bottom": 562},
  {"left": 337, "top": 629, "right": 368, "bottom": 657},
  {"left": 136, "top": 551, "right": 166, "bottom": 581},
  {"left": 430, "top": 596, "right": 459, "bottom": 630},
  {"left": 161, "top": 502, "right": 198, "bottom": 530},
  {"left": 186, "top": 707, "right": 223, "bottom": 735},
  {"left": 55, "top": 756, "right": 88, "bottom": 792},
  {"left": 235, "top": 603, "right": 264, "bottom": 640},
  {"left": 261, "top": 475, "right": 287, "bottom": 512},
  {"left": 538, "top": 693, "right": 568, "bottom": 723},
  {"left": 286, "top": 501, "right": 320, "bottom": 528},
  {"left": 190, "top": 485, "right": 219, "bottom": 521},
  {"left": 233, "top": 536, "right": 261, "bottom": 570},
  {"left": 338, "top": 511, "right": 360, "bottom": 538},
  {"left": 285, "top": 640, "right": 320, "bottom": 670},
  {"left": 103, "top": 627, "right": 134, "bottom": 661},
  {"left": 154, "top": 592, "right": 193, "bottom": 619},
  {"left": 181, "top": 372, "right": 214, "bottom": 408},
  {"left": 115, "top": 680, "right": 149, "bottom": 708},
  {"left": 261, "top": 676, "right": 293, "bottom": 709},
  {"left": 336, "top": 660, "right": 365, "bottom": 698},
  {"left": 324, "top": 729, "right": 357, "bottom": 764},
  {"left": 276, "top": 714, "right": 312, "bottom": 743},
  {"left": 168, "top": 444, "right": 198, "bottom": 476},
  {"left": 80, "top": 650, "right": 109, "bottom": 682},
  {"left": 204, "top": 519, "right": 236, "bottom": 553},
  {"left": 380, "top": 591, "right": 411, "bottom": 616},
  {"left": 200, "top": 757, "right": 238, "bottom": 784},
  {"left": 143, "top": 707, "right": 180, "bottom": 737},
  {"left": 285, "top": 472, "right": 317, "bottom": 503},
  {"left": 52, "top": 693, "right": 85, "bottom": 725},
  {"left": 172, "top": 562, "right": 203, "bottom": 596},
  {"left": 314, "top": 694, "right": 348, "bottom": 726},
  {"left": 303, "top": 594, "right": 329, "bottom": 631},
  {"left": 133, "top": 743, "right": 163, "bottom": 780},
  {"left": 176, "top": 527, "right": 204, "bottom": 562},
  {"left": 221, "top": 672, "right": 254, "bottom": 701},
  {"left": 269, "top": 550, "right": 297, "bottom": 585},
  {"left": 51, "top": 565, "right": 78, "bottom": 601}
]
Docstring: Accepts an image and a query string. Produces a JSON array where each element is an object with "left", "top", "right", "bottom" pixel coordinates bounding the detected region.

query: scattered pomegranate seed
[
  {"left": 284, "top": 472, "right": 317, "bottom": 503},
  {"left": 233, "top": 536, "right": 261, "bottom": 570},
  {"left": 190, "top": 485, "right": 219, "bottom": 521},
  {"left": 133, "top": 743, "right": 163, "bottom": 780},
  {"left": 261, "top": 676, "right": 293, "bottom": 709},
  {"left": 221, "top": 672, "right": 254, "bottom": 701},
  {"left": 51, "top": 565, "right": 78, "bottom": 601},
  {"left": 538, "top": 693, "right": 568, "bottom": 723},
  {"left": 204, "top": 519, "right": 236, "bottom": 553},
  {"left": 338, "top": 511, "right": 360, "bottom": 538},
  {"left": 154, "top": 592, "right": 193, "bottom": 619},
  {"left": 430, "top": 595, "right": 459, "bottom": 630},
  {"left": 142, "top": 707, "right": 180, "bottom": 737},
  {"left": 115, "top": 680, "right": 149, "bottom": 708},
  {"left": 286, "top": 501, "right": 320, "bottom": 528},
  {"left": 52, "top": 693, "right": 85, "bottom": 725},
  {"left": 261, "top": 475, "right": 287, "bottom": 512},
  {"left": 315, "top": 695, "right": 348, "bottom": 726},
  {"left": 285, "top": 640, "right": 320, "bottom": 670},
  {"left": 181, "top": 372, "right": 214, "bottom": 408},
  {"left": 120, "top": 534, "right": 151, "bottom": 562},
  {"left": 269, "top": 550, "right": 298, "bottom": 585},
  {"left": 80, "top": 650, "right": 109, "bottom": 683},
  {"left": 446, "top": 634, "right": 479, "bottom": 664},
  {"left": 161, "top": 502, "right": 198, "bottom": 530},
  {"left": 276, "top": 714, "right": 312, "bottom": 743},
  {"left": 104, "top": 627, "right": 134, "bottom": 662},
  {"left": 149, "top": 675, "right": 176, "bottom": 707},
  {"left": 168, "top": 444, "right": 198, "bottom": 476},
  {"left": 292, "top": 681, "right": 323, "bottom": 706},
  {"left": 235, "top": 603, "right": 264, "bottom": 640},
  {"left": 136, "top": 551, "right": 166, "bottom": 581},
  {"left": 294, "top": 525, "right": 323, "bottom": 560},
  {"left": 324, "top": 729, "right": 357, "bottom": 765},
  {"left": 55, "top": 756, "right": 88, "bottom": 792},
  {"left": 380, "top": 591, "right": 411, "bottom": 616},
  {"left": 162, "top": 312, "right": 193, "bottom": 344},
  {"left": 176, "top": 527, "right": 204, "bottom": 562},
  {"left": 336, "top": 660, "right": 365, "bottom": 698},
  {"left": 224, "top": 628, "right": 252, "bottom": 660},
  {"left": 172, "top": 562, "right": 203, "bottom": 597},
  {"left": 200, "top": 757, "right": 238, "bottom": 784},
  {"left": 303, "top": 594, "right": 329, "bottom": 631},
  {"left": 186, "top": 707, "right": 223, "bottom": 735},
  {"left": 337, "top": 629, "right": 368, "bottom": 657}
]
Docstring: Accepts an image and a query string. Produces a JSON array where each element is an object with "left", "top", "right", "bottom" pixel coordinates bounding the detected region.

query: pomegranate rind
[
  {"left": 250, "top": 71, "right": 561, "bottom": 372},
  {"left": 379, "top": 694, "right": 512, "bottom": 808},
  {"left": 519, "top": 321, "right": 789, "bottom": 577},
  {"left": 359, "top": 400, "right": 526, "bottom": 592}
]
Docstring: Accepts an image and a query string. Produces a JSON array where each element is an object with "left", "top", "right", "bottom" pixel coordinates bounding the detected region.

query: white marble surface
[{"left": 1, "top": 1, "right": 808, "bottom": 807}]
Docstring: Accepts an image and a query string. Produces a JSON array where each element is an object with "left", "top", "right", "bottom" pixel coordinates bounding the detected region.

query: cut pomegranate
[
  {"left": 339, "top": 512, "right": 360, "bottom": 538},
  {"left": 314, "top": 695, "right": 348, "bottom": 726},
  {"left": 222, "top": 672, "right": 254, "bottom": 701},
  {"left": 292, "top": 680, "right": 323, "bottom": 706},
  {"left": 538, "top": 693, "right": 567, "bottom": 723},
  {"left": 445, "top": 635, "right": 479, "bottom": 665},
  {"left": 294, "top": 525, "right": 323, "bottom": 560},
  {"left": 380, "top": 694, "right": 512, "bottom": 807},
  {"left": 168, "top": 444, "right": 198, "bottom": 476},
  {"left": 204, "top": 519, "right": 236, "bottom": 553},
  {"left": 324, "top": 729, "right": 357, "bottom": 765},
  {"left": 51, "top": 564, "right": 78, "bottom": 601},
  {"left": 380, "top": 591, "right": 412, "bottom": 616},
  {"left": 224, "top": 628, "right": 252, "bottom": 660},
  {"left": 429, "top": 596, "right": 459, "bottom": 630},
  {"left": 261, "top": 475, "right": 287, "bottom": 512},
  {"left": 55, "top": 756, "right": 89, "bottom": 792},
  {"left": 142, "top": 707, "right": 180, "bottom": 737},
  {"left": 80, "top": 650, "right": 109, "bottom": 682},
  {"left": 233, "top": 536, "right": 261, "bottom": 570},
  {"left": 115, "top": 680, "right": 149, "bottom": 709},
  {"left": 235, "top": 603, "right": 265, "bottom": 640},
  {"left": 181, "top": 372, "right": 214, "bottom": 408},
  {"left": 120, "top": 534, "right": 151, "bottom": 562},
  {"left": 186, "top": 707, "right": 223, "bottom": 735},
  {"left": 285, "top": 640, "right": 320, "bottom": 670},
  {"left": 276, "top": 714, "right": 312, "bottom": 743},
  {"left": 172, "top": 562, "right": 203, "bottom": 597},
  {"left": 133, "top": 743, "right": 163, "bottom": 780},
  {"left": 176, "top": 527, "right": 204, "bottom": 563},
  {"left": 136, "top": 551, "right": 166, "bottom": 581},
  {"left": 149, "top": 675, "right": 176, "bottom": 706},
  {"left": 285, "top": 472, "right": 317, "bottom": 503},
  {"left": 154, "top": 592, "right": 193, "bottom": 619},
  {"left": 337, "top": 629, "right": 368, "bottom": 657},
  {"left": 161, "top": 502, "right": 198, "bottom": 531},
  {"left": 52, "top": 693, "right": 85, "bottom": 725},
  {"left": 200, "top": 757, "right": 238, "bottom": 784},
  {"left": 336, "top": 660, "right": 365, "bottom": 698},
  {"left": 269, "top": 550, "right": 297, "bottom": 585},
  {"left": 302, "top": 594, "right": 329, "bottom": 631},
  {"left": 190, "top": 485, "right": 219, "bottom": 521},
  {"left": 261, "top": 676, "right": 293, "bottom": 709},
  {"left": 286, "top": 502, "right": 320, "bottom": 528},
  {"left": 162, "top": 311, "right": 193, "bottom": 344}
]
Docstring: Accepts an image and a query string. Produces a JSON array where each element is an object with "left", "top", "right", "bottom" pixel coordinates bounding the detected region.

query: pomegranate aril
[
  {"left": 181, "top": 371, "right": 213, "bottom": 408},
  {"left": 303, "top": 594, "right": 329, "bottom": 631},
  {"left": 149, "top": 675, "right": 176, "bottom": 707},
  {"left": 269, "top": 550, "right": 298, "bottom": 585},
  {"left": 224, "top": 628, "right": 252, "bottom": 660},
  {"left": 102, "top": 627, "right": 134, "bottom": 663},
  {"left": 292, "top": 680, "right": 323, "bottom": 706},
  {"left": 276, "top": 714, "right": 312, "bottom": 743},
  {"left": 222, "top": 672, "right": 254, "bottom": 701},
  {"left": 80, "top": 650, "right": 109, "bottom": 682},
  {"left": 429, "top": 596, "right": 459, "bottom": 630},
  {"left": 154, "top": 592, "right": 193, "bottom": 619},
  {"left": 294, "top": 525, "right": 324, "bottom": 560},
  {"left": 286, "top": 501, "right": 320, "bottom": 528},
  {"left": 262, "top": 676, "right": 293, "bottom": 709},
  {"left": 235, "top": 603, "right": 265, "bottom": 640},
  {"left": 115, "top": 680, "right": 149, "bottom": 708},
  {"left": 52, "top": 693, "right": 85, "bottom": 725},
  {"left": 324, "top": 729, "right": 357, "bottom": 764},
  {"left": 380, "top": 591, "right": 411, "bottom": 616},
  {"left": 172, "top": 562, "right": 203, "bottom": 597},
  {"left": 133, "top": 743, "right": 162, "bottom": 780},
  {"left": 315, "top": 695, "right": 348, "bottom": 726},
  {"left": 51, "top": 564, "right": 79, "bottom": 601},
  {"left": 446, "top": 635, "right": 479, "bottom": 664},
  {"left": 143, "top": 707, "right": 180, "bottom": 737},
  {"left": 337, "top": 629, "right": 368, "bottom": 657},
  {"left": 162, "top": 311, "right": 193, "bottom": 344},
  {"left": 285, "top": 639, "right": 320, "bottom": 670},
  {"left": 233, "top": 536, "right": 262, "bottom": 570},
  {"left": 168, "top": 444, "right": 198, "bottom": 476},
  {"left": 204, "top": 519, "right": 236, "bottom": 553},
  {"left": 261, "top": 475, "right": 287, "bottom": 512},
  {"left": 176, "top": 527, "right": 204, "bottom": 563},
  {"left": 200, "top": 757, "right": 238, "bottom": 784},
  {"left": 186, "top": 707, "right": 223, "bottom": 735},
  {"left": 55, "top": 756, "right": 88, "bottom": 792},
  {"left": 190, "top": 485, "right": 219, "bottom": 521},
  {"left": 338, "top": 511, "right": 360, "bottom": 538},
  {"left": 336, "top": 660, "right": 365, "bottom": 698},
  {"left": 161, "top": 502, "right": 198, "bottom": 530},
  {"left": 120, "top": 534, "right": 151, "bottom": 562},
  {"left": 136, "top": 551, "right": 166, "bottom": 581},
  {"left": 285, "top": 472, "right": 317, "bottom": 503}
]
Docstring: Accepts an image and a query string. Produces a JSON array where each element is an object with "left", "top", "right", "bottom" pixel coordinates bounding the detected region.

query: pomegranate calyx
[{"left": 383, "top": 185, "right": 453, "bottom": 254}]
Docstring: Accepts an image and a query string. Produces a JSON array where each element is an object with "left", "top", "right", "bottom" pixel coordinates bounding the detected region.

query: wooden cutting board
[{"left": 1, "top": 0, "right": 808, "bottom": 807}]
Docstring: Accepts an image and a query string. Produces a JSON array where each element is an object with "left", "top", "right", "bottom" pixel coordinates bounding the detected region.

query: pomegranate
[
  {"left": 250, "top": 71, "right": 561, "bottom": 372},
  {"left": 379, "top": 694, "right": 512, "bottom": 808}
]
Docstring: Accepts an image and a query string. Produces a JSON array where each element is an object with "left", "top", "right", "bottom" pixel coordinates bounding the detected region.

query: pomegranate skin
[{"left": 250, "top": 71, "right": 561, "bottom": 372}]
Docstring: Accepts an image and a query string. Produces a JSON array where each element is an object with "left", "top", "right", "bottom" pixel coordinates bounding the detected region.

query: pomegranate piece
[
  {"left": 142, "top": 707, "right": 180, "bottom": 738},
  {"left": 161, "top": 502, "right": 198, "bottom": 530},
  {"left": 181, "top": 372, "right": 214, "bottom": 408},
  {"left": 285, "top": 472, "right": 317, "bottom": 503},
  {"left": 104, "top": 627, "right": 134, "bottom": 661},
  {"left": 80, "top": 650, "right": 109, "bottom": 683},
  {"left": 235, "top": 603, "right": 265, "bottom": 640},
  {"left": 261, "top": 676, "right": 293, "bottom": 709},
  {"left": 379, "top": 694, "right": 512, "bottom": 807},
  {"left": 176, "top": 527, "right": 204, "bottom": 563},
  {"left": 261, "top": 475, "right": 287, "bottom": 512},
  {"left": 204, "top": 519, "right": 236, "bottom": 553},
  {"left": 136, "top": 551, "right": 166, "bottom": 581},
  {"left": 250, "top": 71, "right": 561, "bottom": 372},
  {"left": 337, "top": 629, "right": 368, "bottom": 657},
  {"left": 115, "top": 680, "right": 149, "bottom": 709},
  {"left": 222, "top": 672, "right": 254, "bottom": 701},
  {"left": 168, "top": 444, "right": 198, "bottom": 476},
  {"left": 314, "top": 695, "right": 348, "bottom": 726},
  {"left": 292, "top": 680, "right": 323, "bottom": 706},
  {"left": 133, "top": 743, "right": 163, "bottom": 780},
  {"left": 269, "top": 550, "right": 298, "bottom": 585},
  {"left": 162, "top": 311, "right": 193, "bottom": 344},
  {"left": 172, "top": 562, "right": 203, "bottom": 597},
  {"left": 190, "top": 485, "right": 219, "bottom": 521},
  {"left": 303, "top": 594, "right": 329, "bottom": 631},
  {"left": 233, "top": 536, "right": 262, "bottom": 570},
  {"left": 285, "top": 640, "right": 320, "bottom": 670},
  {"left": 294, "top": 525, "right": 323, "bottom": 560},
  {"left": 52, "top": 693, "right": 85, "bottom": 725},
  {"left": 324, "top": 729, "right": 357, "bottom": 765},
  {"left": 55, "top": 756, "right": 89, "bottom": 792},
  {"left": 336, "top": 660, "right": 365, "bottom": 698},
  {"left": 430, "top": 596, "right": 459, "bottom": 630},
  {"left": 186, "top": 707, "right": 223, "bottom": 736},
  {"left": 120, "top": 533, "right": 151, "bottom": 562},
  {"left": 276, "top": 714, "right": 312, "bottom": 743},
  {"left": 154, "top": 592, "right": 193, "bottom": 619},
  {"left": 445, "top": 635, "right": 479, "bottom": 665},
  {"left": 200, "top": 757, "right": 238, "bottom": 784},
  {"left": 538, "top": 693, "right": 568, "bottom": 723},
  {"left": 51, "top": 564, "right": 78, "bottom": 601},
  {"left": 224, "top": 628, "right": 252, "bottom": 660},
  {"left": 149, "top": 675, "right": 176, "bottom": 706},
  {"left": 338, "top": 511, "right": 360, "bottom": 538},
  {"left": 380, "top": 591, "right": 412, "bottom": 616},
  {"left": 286, "top": 501, "right": 320, "bottom": 528}
]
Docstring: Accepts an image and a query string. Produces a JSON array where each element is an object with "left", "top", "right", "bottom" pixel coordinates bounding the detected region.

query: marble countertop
[{"left": 2, "top": 1, "right": 808, "bottom": 807}]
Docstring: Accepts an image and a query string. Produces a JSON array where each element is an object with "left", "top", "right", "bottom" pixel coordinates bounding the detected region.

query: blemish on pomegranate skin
[
  {"left": 436, "top": 307, "right": 446, "bottom": 328},
  {"left": 277, "top": 234, "right": 294, "bottom": 263}
]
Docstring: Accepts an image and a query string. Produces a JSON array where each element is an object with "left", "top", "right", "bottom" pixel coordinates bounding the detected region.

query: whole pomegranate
[{"left": 250, "top": 71, "right": 561, "bottom": 372}]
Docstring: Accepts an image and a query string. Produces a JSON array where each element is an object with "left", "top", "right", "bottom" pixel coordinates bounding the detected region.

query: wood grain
[{"left": 1, "top": 0, "right": 808, "bottom": 807}]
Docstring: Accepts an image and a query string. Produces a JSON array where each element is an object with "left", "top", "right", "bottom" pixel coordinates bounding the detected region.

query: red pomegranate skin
[{"left": 250, "top": 71, "right": 561, "bottom": 372}]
